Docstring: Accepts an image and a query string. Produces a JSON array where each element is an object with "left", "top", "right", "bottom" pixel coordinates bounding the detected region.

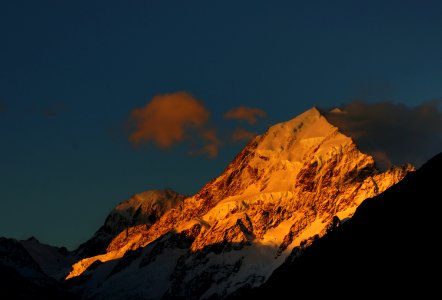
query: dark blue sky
[{"left": 1, "top": 0, "right": 442, "bottom": 249}]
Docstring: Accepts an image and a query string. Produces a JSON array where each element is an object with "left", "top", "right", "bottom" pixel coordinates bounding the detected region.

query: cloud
[
  {"left": 224, "top": 106, "right": 266, "bottom": 124},
  {"left": 198, "top": 129, "right": 222, "bottom": 158},
  {"left": 324, "top": 100, "right": 442, "bottom": 169},
  {"left": 231, "top": 128, "right": 257, "bottom": 143},
  {"left": 128, "top": 91, "right": 221, "bottom": 157},
  {"left": 350, "top": 77, "right": 395, "bottom": 102},
  {"left": 129, "top": 92, "right": 209, "bottom": 148}
]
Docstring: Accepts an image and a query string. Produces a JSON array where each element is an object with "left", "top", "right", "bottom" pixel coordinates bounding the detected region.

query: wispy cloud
[
  {"left": 128, "top": 91, "right": 221, "bottom": 157},
  {"left": 197, "top": 129, "right": 222, "bottom": 158},
  {"left": 224, "top": 106, "right": 266, "bottom": 124},
  {"left": 325, "top": 100, "right": 442, "bottom": 168}
]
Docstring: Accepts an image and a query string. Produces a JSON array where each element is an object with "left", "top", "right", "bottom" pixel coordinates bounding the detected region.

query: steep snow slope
[{"left": 67, "top": 108, "right": 413, "bottom": 299}]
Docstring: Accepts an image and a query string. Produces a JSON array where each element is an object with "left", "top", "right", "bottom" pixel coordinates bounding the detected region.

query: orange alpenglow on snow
[{"left": 66, "top": 108, "right": 413, "bottom": 299}]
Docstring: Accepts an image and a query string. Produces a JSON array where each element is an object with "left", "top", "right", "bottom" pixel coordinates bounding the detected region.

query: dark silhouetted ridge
[{"left": 238, "top": 152, "right": 442, "bottom": 298}]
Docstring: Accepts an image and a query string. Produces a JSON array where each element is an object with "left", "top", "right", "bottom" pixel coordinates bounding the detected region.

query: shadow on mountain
[
  {"left": 234, "top": 152, "right": 442, "bottom": 298},
  {"left": 65, "top": 226, "right": 281, "bottom": 300},
  {"left": 0, "top": 262, "right": 78, "bottom": 300},
  {"left": 0, "top": 236, "right": 77, "bottom": 299}
]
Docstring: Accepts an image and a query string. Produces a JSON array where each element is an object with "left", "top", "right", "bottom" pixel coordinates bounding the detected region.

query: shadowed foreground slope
[
  {"left": 241, "top": 152, "right": 442, "bottom": 298},
  {"left": 0, "top": 237, "right": 77, "bottom": 300}
]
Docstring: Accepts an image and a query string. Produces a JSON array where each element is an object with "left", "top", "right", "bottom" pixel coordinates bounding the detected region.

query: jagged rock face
[
  {"left": 74, "top": 189, "right": 186, "bottom": 259},
  {"left": 67, "top": 108, "right": 414, "bottom": 299}
]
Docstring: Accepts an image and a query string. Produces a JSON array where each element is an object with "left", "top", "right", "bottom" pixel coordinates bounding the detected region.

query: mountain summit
[{"left": 66, "top": 107, "right": 413, "bottom": 299}]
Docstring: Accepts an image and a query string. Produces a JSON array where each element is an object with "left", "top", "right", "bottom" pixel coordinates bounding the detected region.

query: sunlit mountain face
[
  {"left": 4, "top": 107, "right": 435, "bottom": 299},
  {"left": 2, "top": 1, "right": 442, "bottom": 299},
  {"left": 2, "top": 107, "right": 407, "bottom": 300}
]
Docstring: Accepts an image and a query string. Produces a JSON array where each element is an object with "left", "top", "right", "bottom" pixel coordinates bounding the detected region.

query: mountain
[
  {"left": 0, "top": 237, "right": 49, "bottom": 282},
  {"left": 240, "top": 152, "right": 442, "bottom": 298},
  {"left": 0, "top": 237, "right": 76, "bottom": 300},
  {"left": 68, "top": 108, "right": 413, "bottom": 299},
  {"left": 65, "top": 107, "right": 413, "bottom": 299},
  {"left": 20, "top": 237, "right": 75, "bottom": 281},
  {"left": 74, "top": 189, "right": 186, "bottom": 259},
  {"left": 0, "top": 189, "right": 184, "bottom": 299}
]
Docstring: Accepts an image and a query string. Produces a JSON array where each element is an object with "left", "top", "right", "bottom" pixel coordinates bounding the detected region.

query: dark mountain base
[
  {"left": 239, "top": 153, "right": 442, "bottom": 298},
  {"left": 0, "top": 263, "right": 78, "bottom": 300}
]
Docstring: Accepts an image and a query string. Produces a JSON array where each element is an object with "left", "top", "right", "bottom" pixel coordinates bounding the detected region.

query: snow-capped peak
[
  {"left": 110, "top": 189, "right": 186, "bottom": 227},
  {"left": 66, "top": 107, "right": 414, "bottom": 299}
]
